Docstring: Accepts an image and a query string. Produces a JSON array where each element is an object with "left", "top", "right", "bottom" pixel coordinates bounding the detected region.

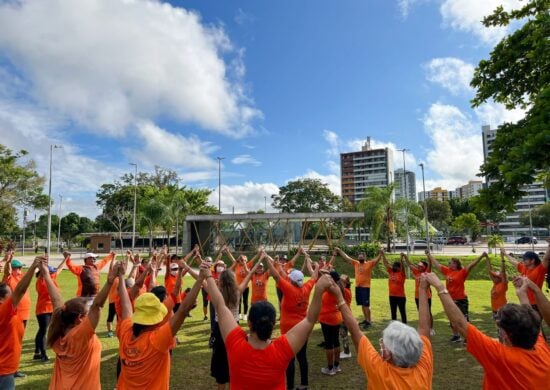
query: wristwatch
[{"left": 437, "top": 288, "right": 449, "bottom": 296}]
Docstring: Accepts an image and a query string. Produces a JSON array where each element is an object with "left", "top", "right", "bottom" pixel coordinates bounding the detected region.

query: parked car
[
  {"left": 433, "top": 236, "right": 447, "bottom": 244},
  {"left": 447, "top": 236, "right": 467, "bottom": 245},
  {"left": 515, "top": 236, "right": 538, "bottom": 244},
  {"left": 409, "top": 240, "right": 434, "bottom": 250}
]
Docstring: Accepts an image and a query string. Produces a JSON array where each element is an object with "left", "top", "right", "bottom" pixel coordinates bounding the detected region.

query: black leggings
[
  {"left": 321, "top": 323, "right": 340, "bottom": 349},
  {"left": 35, "top": 313, "right": 52, "bottom": 356},
  {"left": 239, "top": 287, "right": 249, "bottom": 315},
  {"left": 389, "top": 296, "right": 407, "bottom": 323},
  {"left": 286, "top": 340, "right": 308, "bottom": 389}
]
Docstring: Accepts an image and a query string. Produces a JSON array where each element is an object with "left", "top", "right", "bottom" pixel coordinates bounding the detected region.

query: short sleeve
[
  {"left": 439, "top": 265, "right": 449, "bottom": 275},
  {"left": 0, "top": 297, "right": 15, "bottom": 327},
  {"left": 152, "top": 322, "right": 175, "bottom": 351},
  {"left": 466, "top": 323, "right": 502, "bottom": 366},
  {"left": 273, "top": 335, "right": 295, "bottom": 363},
  {"left": 77, "top": 317, "right": 96, "bottom": 339},
  {"left": 225, "top": 326, "right": 246, "bottom": 352},
  {"left": 277, "top": 277, "right": 290, "bottom": 292},
  {"left": 418, "top": 336, "right": 433, "bottom": 370},
  {"left": 117, "top": 318, "right": 133, "bottom": 339},
  {"left": 357, "top": 335, "right": 380, "bottom": 372}
]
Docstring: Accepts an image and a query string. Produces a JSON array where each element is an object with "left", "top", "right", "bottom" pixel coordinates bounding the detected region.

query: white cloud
[
  {"left": 422, "top": 103, "right": 483, "bottom": 189},
  {"left": 346, "top": 138, "right": 418, "bottom": 171},
  {"left": 440, "top": 0, "right": 522, "bottom": 44},
  {"left": 209, "top": 182, "right": 280, "bottom": 213},
  {"left": 128, "top": 121, "right": 218, "bottom": 170},
  {"left": 397, "top": 0, "right": 428, "bottom": 19},
  {"left": 474, "top": 101, "right": 526, "bottom": 126},
  {"left": 323, "top": 130, "right": 340, "bottom": 158},
  {"left": 293, "top": 170, "right": 341, "bottom": 196},
  {"left": 424, "top": 57, "right": 475, "bottom": 95},
  {"left": 0, "top": 0, "right": 261, "bottom": 138},
  {"left": 231, "top": 154, "right": 261, "bottom": 166}
]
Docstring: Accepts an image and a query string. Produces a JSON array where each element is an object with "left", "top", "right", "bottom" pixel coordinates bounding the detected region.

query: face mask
[
  {"left": 216, "top": 266, "right": 225, "bottom": 273},
  {"left": 358, "top": 259, "right": 365, "bottom": 263},
  {"left": 392, "top": 267, "right": 400, "bottom": 272},
  {"left": 295, "top": 280, "right": 304, "bottom": 288},
  {"left": 170, "top": 270, "right": 178, "bottom": 276}
]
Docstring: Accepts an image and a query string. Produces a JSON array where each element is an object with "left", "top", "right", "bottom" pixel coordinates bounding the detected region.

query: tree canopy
[
  {"left": 472, "top": 1, "right": 550, "bottom": 213},
  {"left": 271, "top": 178, "right": 340, "bottom": 213}
]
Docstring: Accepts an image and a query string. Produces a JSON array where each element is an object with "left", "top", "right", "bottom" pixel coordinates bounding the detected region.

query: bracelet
[
  {"left": 437, "top": 289, "right": 449, "bottom": 296},
  {"left": 206, "top": 275, "right": 213, "bottom": 280},
  {"left": 337, "top": 300, "right": 346, "bottom": 308}
]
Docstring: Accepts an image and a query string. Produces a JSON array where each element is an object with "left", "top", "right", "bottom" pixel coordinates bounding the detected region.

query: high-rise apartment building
[
  {"left": 394, "top": 168, "right": 416, "bottom": 201},
  {"left": 418, "top": 187, "right": 449, "bottom": 202},
  {"left": 482, "top": 125, "right": 548, "bottom": 237},
  {"left": 456, "top": 180, "right": 483, "bottom": 199},
  {"left": 341, "top": 137, "right": 393, "bottom": 204}
]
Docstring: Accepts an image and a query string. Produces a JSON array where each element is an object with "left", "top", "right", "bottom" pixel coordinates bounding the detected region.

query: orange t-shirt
[
  {"left": 517, "top": 263, "right": 547, "bottom": 305},
  {"left": 277, "top": 277, "right": 315, "bottom": 334},
  {"left": 117, "top": 318, "right": 174, "bottom": 390},
  {"left": 235, "top": 260, "right": 255, "bottom": 285},
  {"left": 251, "top": 272, "right": 270, "bottom": 303},
  {"left": 319, "top": 291, "right": 343, "bottom": 326},
  {"left": 225, "top": 326, "right": 295, "bottom": 390},
  {"left": 108, "top": 278, "right": 120, "bottom": 303},
  {"left": 36, "top": 273, "right": 60, "bottom": 315},
  {"left": 439, "top": 266, "right": 469, "bottom": 300},
  {"left": 357, "top": 334, "right": 433, "bottom": 389},
  {"left": 344, "top": 288, "right": 352, "bottom": 306},
  {"left": 411, "top": 268, "right": 432, "bottom": 299},
  {"left": 387, "top": 268, "right": 406, "bottom": 298},
  {"left": 466, "top": 323, "right": 550, "bottom": 389},
  {"left": 354, "top": 261, "right": 376, "bottom": 288},
  {"left": 0, "top": 297, "right": 25, "bottom": 375},
  {"left": 5, "top": 273, "right": 31, "bottom": 321},
  {"left": 50, "top": 317, "right": 101, "bottom": 390},
  {"left": 66, "top": 255, "right": 112, "bottom": 296},
  {"left": 489, "top": 273, "right": 508, "bottom": 312},
  {"left": 164, "top": 273, "right": 181, "bottom": 304}
]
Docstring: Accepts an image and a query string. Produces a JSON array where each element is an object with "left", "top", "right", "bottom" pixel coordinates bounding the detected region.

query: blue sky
[{"left": 0, "top": 0, "right": 526, "bottom": 219}]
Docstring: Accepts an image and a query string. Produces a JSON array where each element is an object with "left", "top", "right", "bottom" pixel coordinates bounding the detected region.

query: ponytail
[{"left": 47, "top": 298, "right": 87, "bottom": 347}]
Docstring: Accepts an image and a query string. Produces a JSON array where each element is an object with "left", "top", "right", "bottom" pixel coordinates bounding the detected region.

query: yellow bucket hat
[{"left": 132, "top": 293, "right": 168, "bottom": 326}]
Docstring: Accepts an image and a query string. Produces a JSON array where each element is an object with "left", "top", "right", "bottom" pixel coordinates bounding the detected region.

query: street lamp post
[
  {"left": 526, "top": 185, "right": 535, "bottom": 251},
  {"left": 419, "top": 163, "right": 430, "bottom": 248},
  {"left": 398, "top": 149, "right": 410, "bottom": 255},
  {"left": 47, "top": 144, "right": 62, "bottom": 255},
  {"left": 57, "top": 194, "right": 63, "bottom": 252},
  {"left": 217, "top": 157, "right": 225, "bottom": 213},
  {"left": 129, "top": 163, "right": 138, "bottom": 251},
  {"left": 264, "top": 196, "right": 267, "bottom": 213}
]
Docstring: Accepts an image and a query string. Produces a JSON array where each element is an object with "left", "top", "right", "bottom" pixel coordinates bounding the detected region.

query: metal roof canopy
[{"left": 185, "top": 212, "right": 364, "bottom": 222}]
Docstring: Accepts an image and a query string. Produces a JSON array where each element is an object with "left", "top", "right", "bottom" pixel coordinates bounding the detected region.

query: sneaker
[
  {"left": 359, "top": 320, "right": 367, "bottom": 326},
  {"left": 339, "top": 351, "right": 352, "bottom": 359},
  {"left": 321, "top": 367, "right": 336, "bottom": 376},
  {"left": 41, "top": 355, "right": 49, "bottom": 362},
  {"left": 239, "top": 314, "right": 243, "bottom": 320},
  {"left": 450, "top": 335, "right": 462, "bottom": 343},
  {"left": 14, "top": 371, "right": 26, "bottom": 378},
  {"left": 203, "top": 316, "right": 208, "bottom": 321},
  {"left": 362, "top": 321, "right": 372, "bottom": 330},
  {"left": 33, "top": 353, "right": 42, "bottom": 360},
  {"left": 107, "top": 331, "right": 114, "bottom": 338},
  {"left": 430, "top": 328, "right": 436, "bottom": 336},
  {"left": 334, "top": 365, "right": 342, "bottom": 373}
]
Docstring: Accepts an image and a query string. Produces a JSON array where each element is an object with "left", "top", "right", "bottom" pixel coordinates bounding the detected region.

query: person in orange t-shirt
[
  {"left": 250, "top": 263, "right": 270, "bottom": 304},
  {"left": 225, "top": 247, "right": 261, "bottom": 320},
  {"left": 330, "top": 270, "right": 433, "bottom": 389},
  {"left": 274, "top": 249, "right": 302, "bottom": 313},
  {"left": 430, "top": 251, "right": 484, "bottom": 343},
  {"left": 426, "top": 272, "right": 550, "bottom": 390},
  {"left": 335, "top": 247, "right": 383, "bottom": 328},
  {"left": 318, "top": 271, "right": 344, "bottom": 376},
  {"left": 203, "top": 259, "right": 333, "bottom": 390},
  {"left": 266, "top": 253, "right": 318, "bottom": 390},
  {"left": 0, "top": 255, "right": 40, "bottom": 387},
  {"left": 116, "top": 259, "right": 204, "bottom": 390},
  {"left": 403, "top": 252, "right": 434, "bottom": 334},
  {"left": 485, "top": 253, "right": 508, "bottom": 319},
  {"left": 383, "top": 253, "right": 407, "bottom": 324},
  {"left": 42, "top": 260, "right": 118, "bottom": 390},
  {"left": 3, "top": 257, "right": 31, "bottom": 325},
  {"left": 502, "top": 242, "right": 550, "bottom": 308},
  {"left": 34, "top": 252, "right": 68, "bottom": 361}
]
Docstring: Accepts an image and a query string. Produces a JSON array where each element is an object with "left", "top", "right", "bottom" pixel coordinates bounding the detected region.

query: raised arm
[
  {"left": 285, "top": 274, "right": 332, "bottom": 354},
  {"left": 303, "top": 253, "right": 314, "bottom": 276},
  {"left": 202, "top": 264, "right": 239, "bottom": 341},
  {"left": 402, "top": 253, "right": 418, "bottom": 272},
  {"left": 328, "top": 280, "right": 363, "bottom": 350},
  {"left": 2, "top": 251, "right": 13, "bottom": 282},
  {"left": 372, "top": 250, "right": 384, "bottom": 266},
  {"left": 55, "top": 251, "right": 70, "bottom": 273},
  {"left": 238, "top": 259, "right": 261, "bottom": 294},
  {"left": 12, "top": 257, "right": 40, "bottom": 307},
  {"left": 542, "top": 238, "right": 550, "bottom": 269},
  {"left": 425, "top": 251, "right": 442, "bottom": 272},
  {"left": 117, "top": 264, "right": 133, "bottom": 321},
  {"left": 514, "top": 276, "right": 550, "bottom": 326},
  {"left": 501, "top": 247, "right": 519, "bottom": 267},
  {"left": 288, "top": 247, "right": 302, "bottom": 267},
  {"left": 417, "top": 274, "right": 431, "bottom": 338},
  {"left": 425, "top": 272, "right": 468, "bottom": 338},
  {"left": 465, "top": 252, "right": 486, "bottom": 273},
  {"left": 96, "top": 251, "right": 115, "bottom": 271},
  {"left": 265, "top": 254, "right": 281, "bottom": 283},
  {"left": 335, "top": 247, "right": 355, "bottom": 265},
  {"left": 169, "top": 266, "right": 205, "bottom": 335},
  {"left": 88, "top": 264, "right": 117, "bottom": 329},
  {"left": 382, "top": 252, "right": 391, "bottom": 269},
  {"left": 39, "top": 260, "right": 64, "bottom": 310}
]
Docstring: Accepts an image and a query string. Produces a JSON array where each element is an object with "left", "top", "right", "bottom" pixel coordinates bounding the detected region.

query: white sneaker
[
  {"left": 321, "top": 367, "right": 336, "bottom": 376},
  {"left": 430, "top": 328, "right": 436, "bottom": 336},
  {"left": 339, "top": 351, "right": 352, "bottom": 359},
  {"left": 239, "top": 314, "right": 243, "bottom": 320},
  {"left": 334, "top": 365, "right": 342, "bottom": 373}
]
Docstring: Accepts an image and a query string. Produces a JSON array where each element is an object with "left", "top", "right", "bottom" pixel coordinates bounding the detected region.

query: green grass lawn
[{"left": 13, "top": 258, "right": 550, "bottom": 389}]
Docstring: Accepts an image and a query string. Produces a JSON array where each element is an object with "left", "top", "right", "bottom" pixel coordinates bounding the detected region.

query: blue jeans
[{"left": 0, "top": 374, "right": 15, "bottom": 390}]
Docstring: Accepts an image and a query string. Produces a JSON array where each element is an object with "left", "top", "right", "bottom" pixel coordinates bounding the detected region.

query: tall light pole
[
  {"left": 47, "top": 144, "right": 62, "bottom": 255},
  {"left": 526, "top": 185, "right": 535, "bottom": 251},
  {"left": 419, "top": 163, "right": 430, "bottom": 248},
  {"left": 129, "top": 163, "right": 138, "bottom": 251},
  {"left": 264, "top": 196, "right": 267, "bottom": 213},
  {"left": 217, "top": 157, "right": 225, "bottom": 213},
  {"left": 398, "top": 149, "right": 410, "bottom": 255},
  {"left": 57, "top": 194, "right": 63, "bottom": 252},
  {"left": 22, "top": 190, "right": 27, "bottom": 256}
]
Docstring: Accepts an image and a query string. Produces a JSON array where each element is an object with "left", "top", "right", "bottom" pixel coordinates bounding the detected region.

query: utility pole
[
  {"left": 129, "top": 163, "right": 138, "bottom": 251},
  {"left": 217, "top": 157, "right": 225, "bottom": 213},
  {"left": 398, "top": 148, "right": 410, "bottom": 255},
  {"left": 57, "top": 194, "right": 63, "bottom": 252},
  {"left": 419, "top": 163, "right": 430, "bottom": 249},
  {"left": 47, "top": 144, "right": 62, "bottom": 254}
]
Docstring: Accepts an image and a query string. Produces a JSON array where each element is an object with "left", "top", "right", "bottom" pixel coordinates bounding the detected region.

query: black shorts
[
  {"left": 414, "top": 298, "right": 432, "bottom": 310},
  {"left": 355, "top": 287, "right": 370, "bottom": 306},
  {"left": 320, "top": 323, "right": 341, "bottom": 349},
  {"left": 210, "top": 323, "right": 229, "bottom": 384},
  {"left": 454, "top": 298, "right": 469, "bottom": 320},
  {"left": 202, "top": 288, "right": 209, "bottom": 308},
  {"left": 107, "top": 302, "right": 117, "bottom": 323}
]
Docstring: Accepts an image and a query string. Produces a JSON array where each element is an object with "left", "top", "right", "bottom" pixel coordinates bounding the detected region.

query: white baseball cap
[{"left": 84, "top": 253, "right": 98, "bottom": 259}]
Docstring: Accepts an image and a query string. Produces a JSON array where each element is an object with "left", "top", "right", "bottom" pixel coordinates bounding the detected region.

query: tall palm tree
[
  {"left": 139, "top": 198, "right": 167, "bottom": 251},
  {"left": 357, "top": 184, "right": 396, "bottom": 251}
]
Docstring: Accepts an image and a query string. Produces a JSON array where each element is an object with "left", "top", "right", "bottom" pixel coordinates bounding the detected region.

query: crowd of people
[{"left": 0, "top": 240, "right": 549, "bottom": 389}]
